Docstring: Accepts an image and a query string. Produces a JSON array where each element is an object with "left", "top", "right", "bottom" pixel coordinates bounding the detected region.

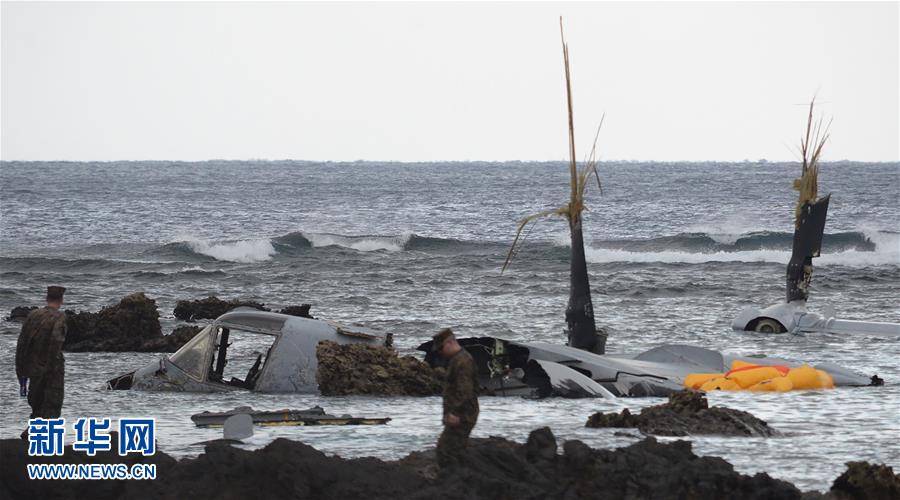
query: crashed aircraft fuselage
[
  {"left": 421, "top": 338, "right": 880, "bottom": 399},
  {"left": 107, "top": 309, "right": 388, "bottom": 393}
]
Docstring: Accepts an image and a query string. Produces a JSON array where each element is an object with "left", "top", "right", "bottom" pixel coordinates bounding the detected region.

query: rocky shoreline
[{"left": 1, "top": 428, "right": 897, "bottom": 500}]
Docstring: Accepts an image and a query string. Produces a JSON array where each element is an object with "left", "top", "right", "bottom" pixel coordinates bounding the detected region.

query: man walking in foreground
[
  {"left": 16, "top": 286, "right": 68, "bottom": 437},
  {"left": 433, "top": 327, "right": 479, "bottom": 467}
]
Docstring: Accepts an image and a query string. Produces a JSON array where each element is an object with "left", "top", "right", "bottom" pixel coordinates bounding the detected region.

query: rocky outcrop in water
[
  {"left": 7, "top": 427, "right": 889, "bottom": 499},
  {"left": 62, "top": 294, "right": 194, "bottom": 352},
  {"left": 830, "top": 462, "right": 900, "bottom": 500},
  {"left": 316, "top": 340, "right": 444, "bottom": 396},
  {"left": 278, "top": 304, "right": 313, "bottom": 318},
  {"left": 64, "top": 293, "right": 163, "bottom": 352},
  {"left": 164, "top": 325, "right": 203, "bottom": 349},
  {"left": 586, "top": 389, "right": 776, "bottom": 437},
  {"left": 173, "top": 296, "right": 269, "bottom": 321},
  {"left": 5, "top": 306, "right": 37, "bottom": 322}
]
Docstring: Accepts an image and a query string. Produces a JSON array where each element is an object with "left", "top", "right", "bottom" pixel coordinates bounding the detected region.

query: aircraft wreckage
[
  {"left": 731, "top": 102, "right": 900, "bottom": 338},
  {"left": 415, "top": 26, "right": 883, "bottom": 398},
  {"left": 107, "top": 309, "right": 390, "bottom": 392},
  {"left": 108, "top": 24, "right": 886, "bottom": 398}
]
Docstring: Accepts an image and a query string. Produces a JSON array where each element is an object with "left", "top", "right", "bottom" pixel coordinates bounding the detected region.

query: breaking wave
[
  {"left": 179, "top": 237, "right": 277, "bottom": 263},
  {"left": 158, "top": 231, "right": 489, "bottom": 262},
  {"left": 581, "top": 230, "right": 898, "bottom": 267},
  {"left": 53, "top": 228, "right": 893, "bottom": 266},
  {"left": 588, "top": 231, "right": 875, "bottom": 253},
  {"left": 302, "top": 232, "right": 414, "bottom": 252},
  {"left": 272, "top": 231, "right": 496, "bottom": 254}
]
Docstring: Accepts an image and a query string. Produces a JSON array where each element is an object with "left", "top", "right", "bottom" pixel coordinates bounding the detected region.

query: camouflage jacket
[
  {"left": 15, "top": 306, "right": 67, "bottom": 378},
  {"left": 442, "top": 349, "right": 480, "bottom": 425}
]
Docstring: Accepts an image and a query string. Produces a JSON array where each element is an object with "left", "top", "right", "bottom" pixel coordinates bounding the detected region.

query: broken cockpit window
[
  {"left": 206, "top": 326, "right": 277, "bottom": 390},
  {"left": 169, "top": 325, "right": 214, "bottom": 380}
]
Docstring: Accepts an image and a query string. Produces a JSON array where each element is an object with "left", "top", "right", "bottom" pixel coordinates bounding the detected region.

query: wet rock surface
[
  {"left": 4, "top": 427, "right": 888, "bottom": 500},
  {"left": 0, "top": 433, "right": 176, "bottom": 500},
  {"left": 64, "top": 293, "right": 167, "bottom": 352},
  {"left": 586, "top": 390, "right": 776, "bottom": 437},
  {"left": 278, "top": 304, "right": 313, "bottom": 318},
  {"left": 172, "top": 296, "right": 269, "bottom": 321},
  {"left": 829, "top": 462, "right": 900, "bottom": 500},
  {"left": 164, "top": 325, "right": 203, "bottom": 349},
  {"left": 4, "top": 306, "right": 37, "bottom": 322},
  {"left": 56, "top": 294, "right": 194, "bottom": 352},
  {"left": 316, "top": 340, "right": 444, "bottom": 396}
]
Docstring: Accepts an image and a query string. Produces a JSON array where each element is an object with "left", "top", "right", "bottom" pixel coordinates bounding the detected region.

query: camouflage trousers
[
  {"left": 28, "top": 362, "right": 65, "bottom": 419},
  {"left": 436, "top": 422, "right": 475, "bottom": 468}
]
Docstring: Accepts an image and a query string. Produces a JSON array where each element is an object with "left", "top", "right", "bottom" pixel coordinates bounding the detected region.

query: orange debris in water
[{"left": 687, "top": 362, "right": 834, "bottom": 393}]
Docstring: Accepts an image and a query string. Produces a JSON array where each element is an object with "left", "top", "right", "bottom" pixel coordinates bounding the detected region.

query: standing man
[
  {"left": 16, "top": 286, "right": 68, "bottom": 435},
  {"left": 432, "top": 328, "right": 479, "bottom": 467}
]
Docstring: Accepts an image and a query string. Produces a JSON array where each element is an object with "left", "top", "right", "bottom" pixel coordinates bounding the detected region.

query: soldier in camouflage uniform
[
  {"left": 16, "top": 286, "right": 68, "bottom": 431},
  {"left": 432, "top": 328, "right": 480, "bottom": 467}
]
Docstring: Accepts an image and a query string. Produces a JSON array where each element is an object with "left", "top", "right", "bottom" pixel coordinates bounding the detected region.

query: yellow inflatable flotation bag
[
  {"left": 729, "top": 359, "right": 754, "bottom": 370},
  {"left": 817, "top": 369, "right": 835, "bottom": 389},
  {"left": 725, "top": 364, "right": 790, "bottom": 389},
  {"left": 699, "top": 377, "right": 741, "bottom": 391},
  {"left": 749, "top": 376, "right": 794, "bottom": 392},
  {"left": 686, "top": 362, "right": 834, "bottom": 392},
  {"left": 787, "top": 365, "right": 835, "bottom": 389},
  {"left": 684, "top": 373, "right": 724, "bottom": 390}
]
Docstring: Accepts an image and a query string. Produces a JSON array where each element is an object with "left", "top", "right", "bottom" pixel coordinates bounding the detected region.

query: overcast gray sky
[{"left": 2, "top": 1, "right": 897, "bottom": 162}]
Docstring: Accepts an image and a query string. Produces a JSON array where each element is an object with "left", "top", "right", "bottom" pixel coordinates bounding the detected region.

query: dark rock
[
  {"left": 163, "top": 325, "right": 203, "bottom": 350},
  {"left": 5, "top": 306, "right": 37, "bottom": 322},
  {"left": 586, "top": 389, "right": 776, "bottom": 437},
  {"left": 316, "top": 340, "right": 444, "bottom": 396},
  {"left": 525, "top": 426, "right": 557, "bottom": 473},
  {"left": 61, "top": 294, "right": 193, "bottom": 352},
  {"left": 830, "top": 462, "right": 900, "bottom": 500},
  {"left": 0, "top": 427, "right": 811, "bottom": 500},
  {"left": 278, "top": 304, "right": 314, "bottom": 318},
  {"left": 0, "top": 432, "right": 176, "bottom": 500},
  {"left": 166, "top": 439, "right": 423, "bottom": 500},
  {"left": 666, "top": 388, "right": 709, "bottom": 412},
  {"left": 173, "top": 296, "right": 269, "bottom": 322},
  {"left": 586, "top": 407, "right": 640, "bottom": 428},
  {"left": 64, "top": 293, "right": 163, "bottom": 352}
]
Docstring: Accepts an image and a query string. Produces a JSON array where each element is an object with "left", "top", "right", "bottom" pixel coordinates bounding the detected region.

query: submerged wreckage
[
  {"left": 731, "top": 102, "right": 900, "bottom": 338},
  {"left": 420, "top": 340, "right": 879, "bottom": 398},
  {"left": 108, "top": 308, "right": 389, "bottom": 392},
  {"left": 108, "top": 25, "right": 886, "bottom": 399},
  {"left": 417, "top": 26, "right": 883, "bottom": 398}
]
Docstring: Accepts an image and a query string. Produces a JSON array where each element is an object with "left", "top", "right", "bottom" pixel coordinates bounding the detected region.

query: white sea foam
[
  {"left": 303, "top": 232, "right": 413, "bottom": 252},
  {"left": 579, "top": 228, "right": 899, "bottom": 267},
  {"left": 185, "top": 238, "right": 276, "bottom": 263},
  {"left": 583, "top": 247, "right": 897, "bottom": 266},
  {"left": 684, "top": 216, "right": 771, "bottom": 245}
]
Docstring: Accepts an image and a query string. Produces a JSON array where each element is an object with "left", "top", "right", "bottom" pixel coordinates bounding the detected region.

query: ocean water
[{"left": 0, "top": 160, "right": 898, "bottom": 491}]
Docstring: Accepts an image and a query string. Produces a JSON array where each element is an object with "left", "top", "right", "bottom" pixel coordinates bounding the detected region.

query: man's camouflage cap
[{"left": 431, "top": 328, "right": 455, "bottom": 352}]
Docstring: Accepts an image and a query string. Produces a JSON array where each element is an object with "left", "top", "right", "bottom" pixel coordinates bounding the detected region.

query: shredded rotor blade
[
  {"left": 794, "top": 98, "right": 830, "bottom": 226},
  {"left": 502, "top": 207, "right": 567, "bottom": 273},
  {"left": 501, "top": 18, "right": 605, "bottom": 273}
]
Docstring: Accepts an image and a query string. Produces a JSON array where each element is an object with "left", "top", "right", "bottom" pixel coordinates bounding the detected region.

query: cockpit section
[{"left": 108, "top": 309, "right": 389, "bottom": 393}]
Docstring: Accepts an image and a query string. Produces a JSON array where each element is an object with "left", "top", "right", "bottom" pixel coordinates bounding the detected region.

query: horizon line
[{"left": 2, "top": 158, "right": 898, "bottom": 165}]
